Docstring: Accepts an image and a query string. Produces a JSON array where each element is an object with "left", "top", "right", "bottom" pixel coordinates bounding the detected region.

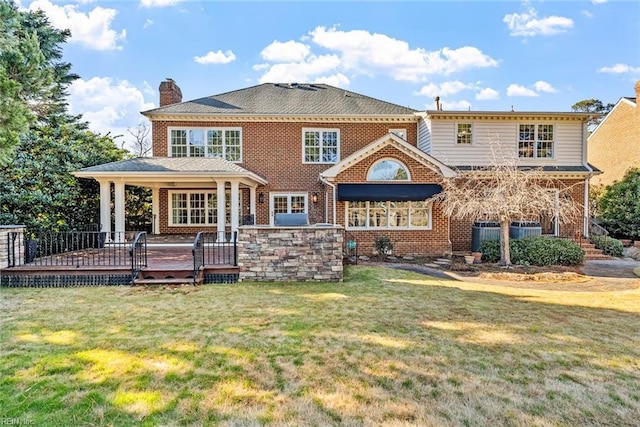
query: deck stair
[{"left": 133, "top": 266, "right": 203, "bottom": 286}]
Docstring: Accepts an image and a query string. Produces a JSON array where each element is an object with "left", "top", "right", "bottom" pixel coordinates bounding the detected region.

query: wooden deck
[{"left": 1, "top": 236, "right": 239, "bottom": 287}]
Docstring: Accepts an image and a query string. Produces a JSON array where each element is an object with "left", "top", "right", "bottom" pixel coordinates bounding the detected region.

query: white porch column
[
  {"left": 114, "top": 181, "right": 126, "bottom": 242},
  {"left": 249, "top": 186, "right": 256, "bottom": 224},
  {"left": 216, "top": 180, "right": 226, "bottom": 239},
  {"left": 151, "top": 187, "right": 160, "bottom": 235},
  {"left": 99, "top": 180, "right": 111, "bottom": 236},
  {"left": 230, "top": 180, "right": 240, "bottom": 234}
]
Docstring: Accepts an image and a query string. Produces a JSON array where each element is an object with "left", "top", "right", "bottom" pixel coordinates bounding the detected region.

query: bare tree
[
  {"left": 127, "top": 121, "right": 152, "bottom": 157},
  {"left": 436, "top": 141, "right": 581, "bottom": 266}
]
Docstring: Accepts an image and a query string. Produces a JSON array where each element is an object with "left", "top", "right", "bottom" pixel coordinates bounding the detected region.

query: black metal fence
[
  {"left": 6, "top": 229, "right": 134, "bottom": 268},
  {"left": 192, "top": 231, "right": 237, "bottom": 271},
  {"left": 130, "top": 232, "right": 148, "bottom": 281}
]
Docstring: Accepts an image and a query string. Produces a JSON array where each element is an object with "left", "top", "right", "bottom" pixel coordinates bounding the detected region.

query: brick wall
[
  {"left": 588, "top": 85, "right": 640, "bottom": 187},
  {"left": 333, "top": 144, "right": 452, "bottom": 256},
  {"left": 238, "top": 226, "right": 343, "bottom": 282},
  {"left": 152, "top": 120, "right": 418, "bottom": 230},
  {"left": 449, "top": 178, "right": 586, "bottom": 252}
]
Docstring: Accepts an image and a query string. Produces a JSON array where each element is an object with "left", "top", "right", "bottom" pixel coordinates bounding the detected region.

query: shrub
[
  {"left": 373, "top": 235, "right": 393, "bottom": 257},
  {"left": 599, "top": 168, "right": 640, "bottom": 239},
  {"left": 591, "top": 235, "right": 623, "bottom": 257},
  {"left": 478, "top": 237, "right": 584, "bottom": 266}
]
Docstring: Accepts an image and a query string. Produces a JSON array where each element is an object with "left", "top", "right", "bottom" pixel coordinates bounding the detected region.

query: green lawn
[{"left": 2, "top": 266, "right": 640, "bottom": 426}]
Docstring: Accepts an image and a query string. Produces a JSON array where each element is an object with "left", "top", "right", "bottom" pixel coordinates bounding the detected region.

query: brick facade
[
  {"left": 332, "top": 144, "right": 451, "bottom": 256},
  {"left": 588, "top": 81, "right": 640, "bottom": 187}
]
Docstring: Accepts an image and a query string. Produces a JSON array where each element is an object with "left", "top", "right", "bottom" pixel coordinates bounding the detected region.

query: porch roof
[{"left": 74, "top": 157, "right": 268, "bottom": 186}]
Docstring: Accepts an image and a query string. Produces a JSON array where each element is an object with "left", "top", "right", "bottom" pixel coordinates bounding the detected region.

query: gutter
[{"left": 318, "top": 175, "right": 337, "bottom": 225}]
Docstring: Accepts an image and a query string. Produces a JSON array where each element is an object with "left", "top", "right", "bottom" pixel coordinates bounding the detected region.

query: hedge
[
  {"left": 590, "top": 235, "right": 623, "bottom": 257},
  {"left": 479, "top": 236, "right": 585, "bottom": 266}
]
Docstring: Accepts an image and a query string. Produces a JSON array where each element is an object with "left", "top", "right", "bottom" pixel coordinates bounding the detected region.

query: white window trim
[
  {"left": 367, "top": 158, "right": 411, "bottom": 181},
  {"left": 269, "top": 192, "right": 309, "bottom": 226},
  {"left": 168, "top": 190, "right": 218, "bottom": 227},
  {"left": 167, "top": 126, "right": 243, "bottom": 162},
  {"left": 389, "top": 129, "right": 407, "bottom": 140},
  {"left": 302, "top": 128, "right": 340, "bottom": 164},
  {"left": 345, "top": 201, "right": 433, "bottom": 230},
  {"left": 517, "top": 123, "right": 556, "bottom": 160},
  {"left": 455, "top": 122, "right": 474, "bottom": 145}
]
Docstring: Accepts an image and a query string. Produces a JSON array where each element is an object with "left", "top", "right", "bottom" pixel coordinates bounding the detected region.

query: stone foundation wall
[
  {"left": 0, "top": 225, "right": 25, "bottom": 269},
  {"left": 238, "top": 226, "right": 343, "bottom": 282}
]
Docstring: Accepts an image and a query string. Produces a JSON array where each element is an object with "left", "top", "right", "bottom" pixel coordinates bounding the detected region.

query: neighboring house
[
  {"left": 588, "top": 80, "right": 640, "bottom": 187},
  {"left": 75, "top": 79, "right": 597, "bottom": 255}
]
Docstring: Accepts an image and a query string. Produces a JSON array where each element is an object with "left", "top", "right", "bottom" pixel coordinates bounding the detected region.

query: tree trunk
[{"left": 499, "top": 218, "right": 511, "bottom": 266}]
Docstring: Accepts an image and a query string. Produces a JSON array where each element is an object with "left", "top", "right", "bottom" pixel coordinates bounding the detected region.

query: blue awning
[{"left": 337, "top": 183, "right": 442, "bottom": 202}]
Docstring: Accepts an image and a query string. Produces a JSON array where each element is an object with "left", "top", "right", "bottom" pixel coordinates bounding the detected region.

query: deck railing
[
  {"left": 18, "top": 230, "right": 130, "bottom": 267},
  {"left": 192, "top": 231, "right": 237, "bottom": 268},
  {"left": 588, "top": 217, "right": 609, "bottom": 239},
  {"left": 192, "top": 232, "right": 205, "bottom": 283},
  {"left": 129, "top": 232, "right": 148, "bottom": 282}
]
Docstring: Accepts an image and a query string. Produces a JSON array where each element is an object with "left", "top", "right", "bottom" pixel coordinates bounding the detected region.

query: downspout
[{"left": 318, "top": 175, "right": 337, "bottom": 225}]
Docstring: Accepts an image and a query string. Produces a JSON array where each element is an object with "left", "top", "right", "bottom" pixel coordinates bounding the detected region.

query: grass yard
[{"left": 2, "top": 266, "right": 640, "bottom": 426}]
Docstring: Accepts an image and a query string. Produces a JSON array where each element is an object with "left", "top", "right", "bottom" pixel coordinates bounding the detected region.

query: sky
[{"left": 15, "top": 0, "right": 640, "bottom": 149}]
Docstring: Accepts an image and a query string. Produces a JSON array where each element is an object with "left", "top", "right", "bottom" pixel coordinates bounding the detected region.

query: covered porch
[{"left": 73, "top": 157, "right": 268, "bottom": 240}]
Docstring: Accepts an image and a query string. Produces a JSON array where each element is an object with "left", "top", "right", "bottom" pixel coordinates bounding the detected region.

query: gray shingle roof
[
  {"left": 77, "top": 157, "right": 250, "bottom": 173},
  {"left": 143, "top": 83, "right": 417, "bottom": 116}
]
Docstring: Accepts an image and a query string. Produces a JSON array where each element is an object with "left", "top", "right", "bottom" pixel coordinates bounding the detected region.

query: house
[
  {"left": 74, "top": 79, "right": 597, "bottom": 255},
  {"left": 588, "top": 80, "right": 640, "bottom": 187}
]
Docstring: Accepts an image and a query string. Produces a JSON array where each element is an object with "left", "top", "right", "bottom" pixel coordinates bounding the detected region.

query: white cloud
[
  {"left": 581, "top": 10, "right": 594, "bottom": 18},
  {"left": 194, "top": 50, "right": 236, "bottom": 65},
  {"left": 503, "top": 6, "right": 573, "bottom": 37},
  {"left": 440, "top": 100, "right": 472, "bottom": 110},
  {"left": 597, "top": 63, "right": 640, "bottom": 74},
  {"left": 309, "top": 26, "right": 498, "bottom": 81},
  {"left": 507, "top": 84, "right": 539, "bottom": 97},
  {"left": 140, "top": 0, "right": 184, "bottom": 8},
  {"left": 257, "top": 54, "right": 344, "bottom": 85},
  {"left": 261, "top": 40, "right": 310, "bottom": 62},
  {"left": 416, "top": 81, "right": 469, "bottom": 97},
  {"left": 533, "top": 80, "right": 557, "bottom": 93},
  {"left": 311, "top": 73, "right": 350, "bottom": 87},
  {"left": 67, "top": 77, "right": 155, "bottom": 149},
  {"left": 28, "top": 0, "right": 125, "bottom": 50},
  {"left": 592, "top": 0, "right": 607, "bottom": 4},
  {"left": 143, "top": 19, "right": 153, "bottom": 29},
  {"left": 476, "top": 87, "right": 500, "bottom": 100}
]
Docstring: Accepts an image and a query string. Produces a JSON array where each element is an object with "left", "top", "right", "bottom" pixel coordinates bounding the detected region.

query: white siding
[
  {"left": 417, "top": 117, "right": 431, "bottom": 154},
  {"left": 429, "top": 119, "right": 585, "bottom": 166}
]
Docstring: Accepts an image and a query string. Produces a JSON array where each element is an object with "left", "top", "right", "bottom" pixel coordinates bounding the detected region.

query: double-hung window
[
  {"left": 303, "top": 129, "right": 339, "bottom": 163},
  {"left": 456, "top": 123, "right": 473, "bottom": 144},
  {"left": 170, "top": 128, "right": 242, "bottom": 161},
  {"left": 518, "top": 124, "right": 554, "bottom": 159},
  {"left": 169, "top": 191, "right": 235, "bottom": 226}
]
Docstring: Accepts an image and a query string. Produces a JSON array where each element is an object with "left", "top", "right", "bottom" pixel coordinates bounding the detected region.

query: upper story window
[
  {"left": 390, "top": 129, "right": 407, "bottom": 140},
  {"left": 303, "top": 129, "right": 339, "bottom": 163},
  {"left": 518, "top": 124, "right": 554, "bottom": 159},
  {"left": 456, "top": 123, "right": 473, "bottom": 144},
  {"left": 367, "top": 159, "right": 410, "bottom": 181},
  {"left": 169, "top": 128, "right": 242, "bottom": 162}
]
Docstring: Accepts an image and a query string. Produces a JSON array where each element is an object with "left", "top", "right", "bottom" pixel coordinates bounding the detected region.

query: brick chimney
[{"left": 159, "top": 78, "right": 182, "bottom": 107}]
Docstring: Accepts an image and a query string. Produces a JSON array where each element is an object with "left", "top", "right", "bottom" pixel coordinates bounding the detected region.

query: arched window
[{"left": 367, "top": 159, "right": 410, "bottom": 181}]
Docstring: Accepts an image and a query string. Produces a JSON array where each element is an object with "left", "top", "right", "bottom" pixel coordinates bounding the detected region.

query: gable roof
[
  {"left": 74, "top": 157, "right": 268, "bottom": 185},
  {"left": 321, "top": 133, "right": 457, "bottom": 180},
  {"left": 589, "top": 96, "right": 637, "bottom": 139},
  {"left": 143, "top": 83, "right": 417, "bottom": 118}
]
